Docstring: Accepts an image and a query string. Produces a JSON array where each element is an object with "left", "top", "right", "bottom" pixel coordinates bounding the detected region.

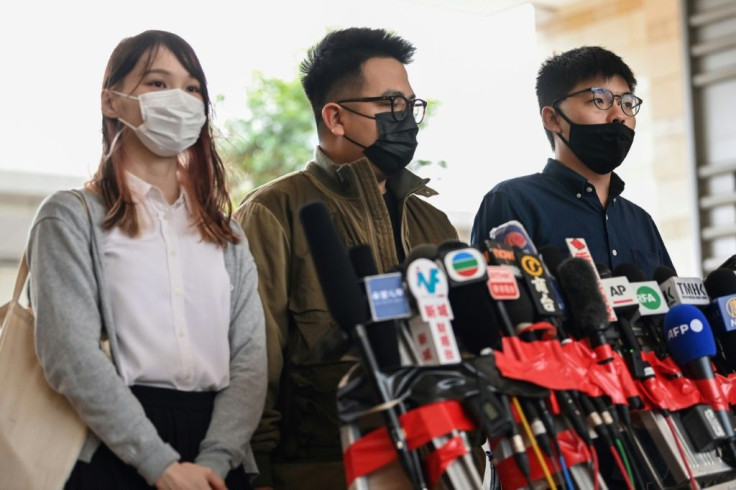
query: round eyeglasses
[
  {"left": 552, "top": 87, "right": 643, "bottom": 117},
  {"left": 337, "top": 94, "right": 427, "bottom": 123}
]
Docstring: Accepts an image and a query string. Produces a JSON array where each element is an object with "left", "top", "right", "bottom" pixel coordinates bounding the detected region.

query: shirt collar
[
  {"left": 124, "top": 171, "right": 189, "bottom": 211},
  {"left": 542, "top": 158, "right": 626, "bottom": 199}
]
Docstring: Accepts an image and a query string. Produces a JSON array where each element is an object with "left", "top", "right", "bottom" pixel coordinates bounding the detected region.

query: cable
[
  {"left": 590, "top": 444, "right": 600, "bottom": 490},
  {"left": 609, "top": 443, "right": 634, "bottom": 490},
  {"left": 615, "top": 438, "right": 635, "bottom": 488},
  {"left": 512, "top": 396, "right": 557, "bottom": 490},
  {"left": 559, "top": 453, "right": 574, "bottom": 490},
  {"left": 501, "top": 394, "right": 534, "bottom": 488},
  {"left": 665, "top": 415, "right": 699, "bottom": 490}
]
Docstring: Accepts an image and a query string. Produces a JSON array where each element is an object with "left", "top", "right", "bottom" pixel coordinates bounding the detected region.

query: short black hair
[
  {"left": 536, "top": 46, "right": 637, "bottom": 149},
  {"left": 300, "top": 27, "right": 416, "bottom": 130}
]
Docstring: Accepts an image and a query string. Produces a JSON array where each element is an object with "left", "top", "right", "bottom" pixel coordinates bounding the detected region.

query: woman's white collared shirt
[{"left": 102, "top": 172, "right": 231, "bottom": 391}]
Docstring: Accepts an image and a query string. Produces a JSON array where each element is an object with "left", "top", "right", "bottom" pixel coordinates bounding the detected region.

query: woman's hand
[{"left": 155, "top": 462, "right": 227, "bottom": 490}]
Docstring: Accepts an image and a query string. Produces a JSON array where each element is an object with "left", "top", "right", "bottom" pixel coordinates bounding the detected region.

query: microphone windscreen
[
  {"left": 663, "top": 304, "right": 716, "bottom": 365},
  {"left": 347, "top": 243, "right": 401, "bottom": 369},
  {"left": 654, "top": 265, "right": 677, "bottom": 284},
  {"left": 595, "top": 263, "right": 612, "bottom": 279},
  {"left": 613, "top": 262, "right": 647, "bottom": 283},
  {"left": 349, "top": 244, "right": 379, "bottom": 277},
  {"left": 437, "top": 239, "right": 472, "bottom": 255},
  {"left": 557, "top": 257, "right": 608, "bottom": 333},
  {"left": 405, "top": 243, "right": 438, "bottom": 265},
  {"left": 299, "top": 201, "right": 367, "bottom": 329},
  {"left": 717, "top": 254, "right": 736, "bottom": 271},
  {"left": 704, "top": 268, "right": 736, "bottom": 298},
  {"left": 505, "top": 284, "right": 536, "bottom": 331},
  {"left": 433, "top": 240, "right": 501, "bottom": 354}
]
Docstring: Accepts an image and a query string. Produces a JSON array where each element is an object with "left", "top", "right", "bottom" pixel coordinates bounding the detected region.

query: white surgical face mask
[{"left": 112, "top": 89, "right": 207, "bottom": 157}]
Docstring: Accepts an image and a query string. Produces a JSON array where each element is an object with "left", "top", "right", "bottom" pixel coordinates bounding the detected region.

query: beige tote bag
[
  {"left": 0, "top": 191, "right": 93, "bottom": 489},
  {"left": 0, "top": 255, "right": 88, "bottom": 489}
]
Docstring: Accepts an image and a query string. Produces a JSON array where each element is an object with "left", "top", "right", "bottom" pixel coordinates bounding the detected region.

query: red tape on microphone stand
[{"left": 342, "top": 400, "right": 476, "bottom": 487}]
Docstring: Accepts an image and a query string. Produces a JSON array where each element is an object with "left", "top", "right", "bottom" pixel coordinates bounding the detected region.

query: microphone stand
[
  {"left": 352, "top": 322, "right": 428, "bottom": 490},
  {"left": 395, "top": 321, "right": 485, "bottom": 489}
]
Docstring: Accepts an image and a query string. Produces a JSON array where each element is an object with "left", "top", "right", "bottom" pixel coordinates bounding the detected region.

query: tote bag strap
[{"left": 12, "top": 254, "right": 29, "bottom": 303}]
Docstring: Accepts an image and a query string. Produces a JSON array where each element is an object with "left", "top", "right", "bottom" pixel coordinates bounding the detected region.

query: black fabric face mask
[
  {"left": 555, "top": 108, "right": 635, "bottom": 175},
  {"left": 343, "top": 111, "right": 419, "bottom": 175}
]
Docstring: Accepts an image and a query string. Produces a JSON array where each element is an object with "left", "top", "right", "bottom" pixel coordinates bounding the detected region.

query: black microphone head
[
  {"left": 613, "top": 262, "right": 647, "bottom": 283},
  {"left": 299, "top": 201, "right": 367, "bottom": 328},
  {"left": 654, "top": 265, "right": 677, "bottom": 284},
  {"left": 557, "top": 257, "right": 609, "bottom": 335},
  {"left": 595, "top": 263, "right": 612, "bottom": 279},
  {"left": 349, "top": 244, "right": 379, "bottom": 278},
  {"left": 404, "top": 243, "right": 438, "bottom": 266},
  {"left": 704, "top": 268, "right": 736, "bottom": 298},
  {"left": 347, "top": 243, "right": 401, "bottom": 369},
  {"left": 717, "top": 254, "right": 736, "bottom": 271},
  {"left": 505, "top": 284, "right": 537, "bottom": 335},
  {"left": 538, "top": 244, "right": 566, "bottom": 279},
  {"left": 432, "top": 242, "right": 501, "bottom": 354},
  {"left": 437, "top": 239, "right": 471, "bottom": 254}
]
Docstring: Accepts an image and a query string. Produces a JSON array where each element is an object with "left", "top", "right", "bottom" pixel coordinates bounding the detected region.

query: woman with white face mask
[{"left": 26, "top": 30, "right": 267, "bottom": 490}]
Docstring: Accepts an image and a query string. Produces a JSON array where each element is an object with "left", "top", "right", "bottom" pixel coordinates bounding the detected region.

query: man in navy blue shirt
[{"left": 471, "top": 46, "right": 674, "bottom": 279}]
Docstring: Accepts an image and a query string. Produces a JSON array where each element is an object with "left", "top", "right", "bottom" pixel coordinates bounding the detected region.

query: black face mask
[
  {"left": 555, "top": 108, "right": 635, "bottom": 175},
  {"left": 343, "top": 111, "right": 419, "bottom": 175}
]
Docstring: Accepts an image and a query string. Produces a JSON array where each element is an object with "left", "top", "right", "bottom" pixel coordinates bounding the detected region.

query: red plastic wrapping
[{"left": 342, "top": 400, "right": 476, "bottom": 487}]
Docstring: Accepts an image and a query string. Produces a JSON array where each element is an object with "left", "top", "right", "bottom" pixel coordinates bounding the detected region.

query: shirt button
[
  {"left": 586, "top": 186, "right": 593, "bottom": 193},
  {"left": 606, "top": 215, "right": 609, "bottom": 220},
  {"left": 612, "top": 249, "right": 618, "bottom": 256},
  {"left": 174, "top": 288, "right": 182, "bottom": 296},
  {"left": 576, "top": 193, "right": 582, "bottom": 199},
  {"left": 613, "top": 198, "right": 617, "bottom": 203}
]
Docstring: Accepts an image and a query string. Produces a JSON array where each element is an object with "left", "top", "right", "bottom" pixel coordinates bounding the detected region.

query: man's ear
[
  {"left": 101, "top": 89, "right": 119, "bottom": 119},
  {"left": 321, "top": 102, "right": 345, "bottom": 136},
  {"left": 541, "top": 106, "right": 562, "bottom": 134}
]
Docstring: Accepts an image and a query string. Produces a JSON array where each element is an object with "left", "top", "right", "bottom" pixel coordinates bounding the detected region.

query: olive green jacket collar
[{"left": 306, "top": 146, "right": 438, "bottom": 201}]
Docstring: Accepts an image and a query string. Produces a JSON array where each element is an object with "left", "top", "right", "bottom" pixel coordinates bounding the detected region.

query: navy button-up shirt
[{"left": 470, "top": 159, "right": 674, "bottom": 279}]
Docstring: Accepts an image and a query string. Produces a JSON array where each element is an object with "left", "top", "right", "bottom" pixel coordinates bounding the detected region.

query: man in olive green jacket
[{"left": 236, "top": 27, "right": 458, "bottom": 489}]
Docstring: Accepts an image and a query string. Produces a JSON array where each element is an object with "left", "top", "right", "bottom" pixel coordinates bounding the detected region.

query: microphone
[
  {"left": 348, "top": 244, "right": 404, "bottom": 370},
  {"left": 430, "top": 240, "right": 540, "bottom": 484},
  {"left": 556, "top": 257, "right": 611, "bottom": 352},
  {"left": 600, "top": 270, "right": 650, "bottom": 406},
  {"left": 557, "top": 257, "right": 652, "bottom": 485},
  {"left": 298, "top": 201, "right": 427, "bottom": 490},
  {"left": 703, "top": 268, "right": 736, "bottom": 373},
  {"left": 613, "top": 263, "right": 670, "bottom": 357},
  {"left": 564, "top": 237, "right": 618, "bottom": 323},
  {"left": 489, "top": 221, "right": 567, "bottom": 315},
  {"left": 655, "top": 266, "right": 710, "bottom": 308},
  {"left": 434, "top": 240, "right": 504, "bottom": 354},
  {"left": 537, "top": 244, "right": 574, "bottom": 341},
  {"left": 596, "top": 263, "right": 613, "bottom": 279},
  {"left": 401, "top": 244, "right": 461, "bottom": 365},
  {"left": 717, "top": 254, "right": 736, "bottom": 271},
  {"left": 663, "top": 304, "right": 736, "bottom": 447},
  {"left": 489, "top": 219, "right": 538, "bottom": 254}
]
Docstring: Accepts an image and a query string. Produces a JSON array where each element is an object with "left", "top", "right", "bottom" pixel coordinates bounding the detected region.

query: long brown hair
[{"left": 90, "top": 30, "right": 238, "bottom": 246}]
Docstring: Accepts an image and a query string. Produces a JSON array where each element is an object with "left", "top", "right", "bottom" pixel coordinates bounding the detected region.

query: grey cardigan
[{"left": 27, "top": 189, "right": 267, "bottom": 485}]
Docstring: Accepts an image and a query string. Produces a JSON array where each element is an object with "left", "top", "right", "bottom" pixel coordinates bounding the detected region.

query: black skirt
[{"left": 65, "top": 385, "right": 251, "bottom": 490}]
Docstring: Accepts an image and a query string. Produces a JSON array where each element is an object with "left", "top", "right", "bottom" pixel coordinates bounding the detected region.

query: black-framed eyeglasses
[
  {"left": 552, "top": 87, "right": 643, "bottom": 117},
  {"left": 337, "top": 94, "right": 427, "bottom": 123}
]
